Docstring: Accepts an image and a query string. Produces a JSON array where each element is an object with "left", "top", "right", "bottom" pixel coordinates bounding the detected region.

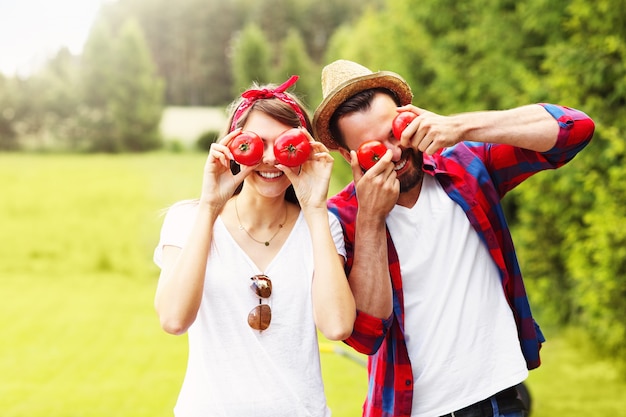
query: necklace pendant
[{"left": 234, "top": 196, "right": 288, "bottom": 247}]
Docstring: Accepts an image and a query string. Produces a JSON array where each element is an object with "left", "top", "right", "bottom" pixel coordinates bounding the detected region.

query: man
[{"left": 313, "top": 60, "right": 595, "bottom": 417}]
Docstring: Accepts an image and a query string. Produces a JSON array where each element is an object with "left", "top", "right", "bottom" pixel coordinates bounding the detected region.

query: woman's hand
[
  {"left": 200, "top": 129, "right": 256, "bottom": 209},
  {"left": 279, "top": 130, "right": 334, "bottom": 212}
]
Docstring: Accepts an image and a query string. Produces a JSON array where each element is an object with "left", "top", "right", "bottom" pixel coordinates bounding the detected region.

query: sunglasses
[{"left": 248, "top": 274, "right": 272, "bottom": 331}]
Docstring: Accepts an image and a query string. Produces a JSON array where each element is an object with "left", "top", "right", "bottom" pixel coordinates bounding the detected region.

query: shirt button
[{"left": 405, "top": 379, "right": 412, "bottom": 386}]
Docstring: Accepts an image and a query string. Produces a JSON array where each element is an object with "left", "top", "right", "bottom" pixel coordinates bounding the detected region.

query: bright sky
[{"left": 0, "top": 0, "right": 109, "bottom": 76}]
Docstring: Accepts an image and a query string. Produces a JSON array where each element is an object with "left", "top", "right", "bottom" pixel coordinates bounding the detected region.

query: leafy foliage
[
  {"left": 90, "top": 0, "right": 379, "bottom": 106},
  {"left": 0, "top": 76, "right": 22, "bottom": 150},
  {"left": 109, "top": 19, "right": 164, "bottom": 152},
  {"left": 78, "top": 18, "right": 164, "bottom": 152},
  {"left": 276, "top": 28, "right": 320, "bottom": 108},
  {"left": 231, "top": 23, "right": 273, "bottom": 95}
]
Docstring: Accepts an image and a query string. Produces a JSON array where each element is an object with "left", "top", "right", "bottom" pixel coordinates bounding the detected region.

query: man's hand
[
  {"left": 396, "top": 105, "right": 463, "bottom": 155},
  {"left": 350, "top": 148, "right": 399, "bottom": 220}
]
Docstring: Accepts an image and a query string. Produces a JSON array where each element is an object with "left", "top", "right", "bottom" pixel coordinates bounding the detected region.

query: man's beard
[{"left": 398, "top": 149, "right": 424, "bottom": 193}]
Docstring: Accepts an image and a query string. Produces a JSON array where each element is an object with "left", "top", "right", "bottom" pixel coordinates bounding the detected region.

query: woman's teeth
[{"left": 258, "top": 171, "right": 283, "bottom": 179}]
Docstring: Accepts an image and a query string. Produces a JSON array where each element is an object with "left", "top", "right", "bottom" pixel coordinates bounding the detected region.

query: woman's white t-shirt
[{"left": 154, "top": 201, "right": 346, "bottom": 417}]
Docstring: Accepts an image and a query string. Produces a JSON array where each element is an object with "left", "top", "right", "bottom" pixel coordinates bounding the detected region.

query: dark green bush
[{"left": 196, "top": 130, "right": 220, "bottom": 152}]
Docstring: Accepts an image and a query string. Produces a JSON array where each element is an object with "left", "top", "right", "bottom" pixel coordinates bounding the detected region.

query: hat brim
[{"left": 313, "top": 71, "right": 413, "bottom": 150}]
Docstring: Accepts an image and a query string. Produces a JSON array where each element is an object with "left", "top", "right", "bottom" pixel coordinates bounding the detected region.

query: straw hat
[{"left": 313, "top": 60, "right": 413, "bottom": 150}]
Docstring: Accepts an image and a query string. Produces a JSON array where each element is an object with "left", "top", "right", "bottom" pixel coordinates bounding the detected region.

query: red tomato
[
  {"left": 356, "top": 140, "right": 388, "bottom": 171},
  {"left": 229, "top": 131, "right": 263, "bottom": 166},
  {"left": 273, "top": 129, "right": 311, "bottom": 167},
  {"left": 392, "top": 111, "right": 417, "bottom": 140}
]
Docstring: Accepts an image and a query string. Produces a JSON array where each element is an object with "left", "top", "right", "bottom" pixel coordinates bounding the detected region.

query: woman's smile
[{"left": 256, "top": 170, "right": 285, "bottom": 180}]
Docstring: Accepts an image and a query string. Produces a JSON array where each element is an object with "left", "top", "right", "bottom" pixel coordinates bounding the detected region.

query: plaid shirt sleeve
[
  {"left": 344, "top": 310, "right": 393, "bottom": 355},
  {"left": 480, "top": 103, "right": 595, "bottom": 197}
]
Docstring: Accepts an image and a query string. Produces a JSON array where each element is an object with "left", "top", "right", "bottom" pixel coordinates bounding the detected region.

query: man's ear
[{"left": 337, "top": 147, "right": 351, "bottom": 162}]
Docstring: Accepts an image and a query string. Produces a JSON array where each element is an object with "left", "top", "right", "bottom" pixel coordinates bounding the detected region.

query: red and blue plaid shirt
[{"left": 327, "top": 104, "right": 595, "bottom": 417}]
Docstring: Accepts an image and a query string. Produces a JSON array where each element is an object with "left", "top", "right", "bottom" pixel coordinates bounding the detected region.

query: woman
[{"left": 153, "top": 75, "right": 356, "bottom": 417}]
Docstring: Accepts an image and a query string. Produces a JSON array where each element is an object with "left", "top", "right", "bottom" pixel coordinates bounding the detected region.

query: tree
[
  {"left": 34, "top": 48, "right": 82, "bottom": 150},
  {"left": 88, "top": 0, "right": 382, "bottom": 106},
  {"left": 230, "top": 23, "right": 272, "bottom": 95},
  {"left": 109, "top": 18, "right": 164, "bottom": 152},
  {"left": 540, "top": 0, "right": 626, "bottom": 358},
  {"left": 0, "top": 48, "right": 83, "bottom": 151},
  {"left": 0, "top": 75, "right": 19, "bottom": 150},
  {"left": 78, "top": 19, "right": 118, "bottom": 152},
  {"left": 78, "top": 17, "right": 163, "bottom": 152},
  {"left": 276, "top": 28, "right": 319, "bottom": 109}
]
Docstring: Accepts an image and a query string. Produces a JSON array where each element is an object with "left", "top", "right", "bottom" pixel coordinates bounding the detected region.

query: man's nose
[{"left": 382, "top": 139, "right": 404, "bottom": 161}]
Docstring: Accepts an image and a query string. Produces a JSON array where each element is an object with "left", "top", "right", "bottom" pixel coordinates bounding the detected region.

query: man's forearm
[
  {"left": 455, "top": 104, "right": 560, "bottom": 152},
  {"left": 348, "top": 212, "right": 393, "bottom": 319}
]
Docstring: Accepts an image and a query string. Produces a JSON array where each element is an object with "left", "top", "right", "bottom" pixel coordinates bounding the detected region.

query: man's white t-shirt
[
  {"left": 154, "top": 201, "right": 346, "bottom": 417},
  {"left": 385, "top": 175, "right": 528, "bottom": 417}
]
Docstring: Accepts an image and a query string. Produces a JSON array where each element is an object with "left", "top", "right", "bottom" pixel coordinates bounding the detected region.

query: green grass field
[{"left": 1, "top": 153, "right": 625, "bottom": 416}]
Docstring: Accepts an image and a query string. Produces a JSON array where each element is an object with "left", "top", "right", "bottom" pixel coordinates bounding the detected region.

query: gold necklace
[{"left": 234, "top": 196, "right": 288, "bottom": 246}]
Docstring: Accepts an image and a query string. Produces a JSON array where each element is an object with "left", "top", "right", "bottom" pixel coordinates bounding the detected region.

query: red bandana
[{"left": 230, "top": 75, "right": 307, "bottom": 132}]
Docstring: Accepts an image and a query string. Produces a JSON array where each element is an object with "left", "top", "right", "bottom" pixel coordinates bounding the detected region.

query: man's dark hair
[{"left": 329, "top": 88, "right": 401, "bottom": 149}]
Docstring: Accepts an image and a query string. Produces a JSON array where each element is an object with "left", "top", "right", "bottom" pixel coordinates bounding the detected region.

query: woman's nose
[{"left": 262, "top": 142, "right": 276, "bottom": 165}]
